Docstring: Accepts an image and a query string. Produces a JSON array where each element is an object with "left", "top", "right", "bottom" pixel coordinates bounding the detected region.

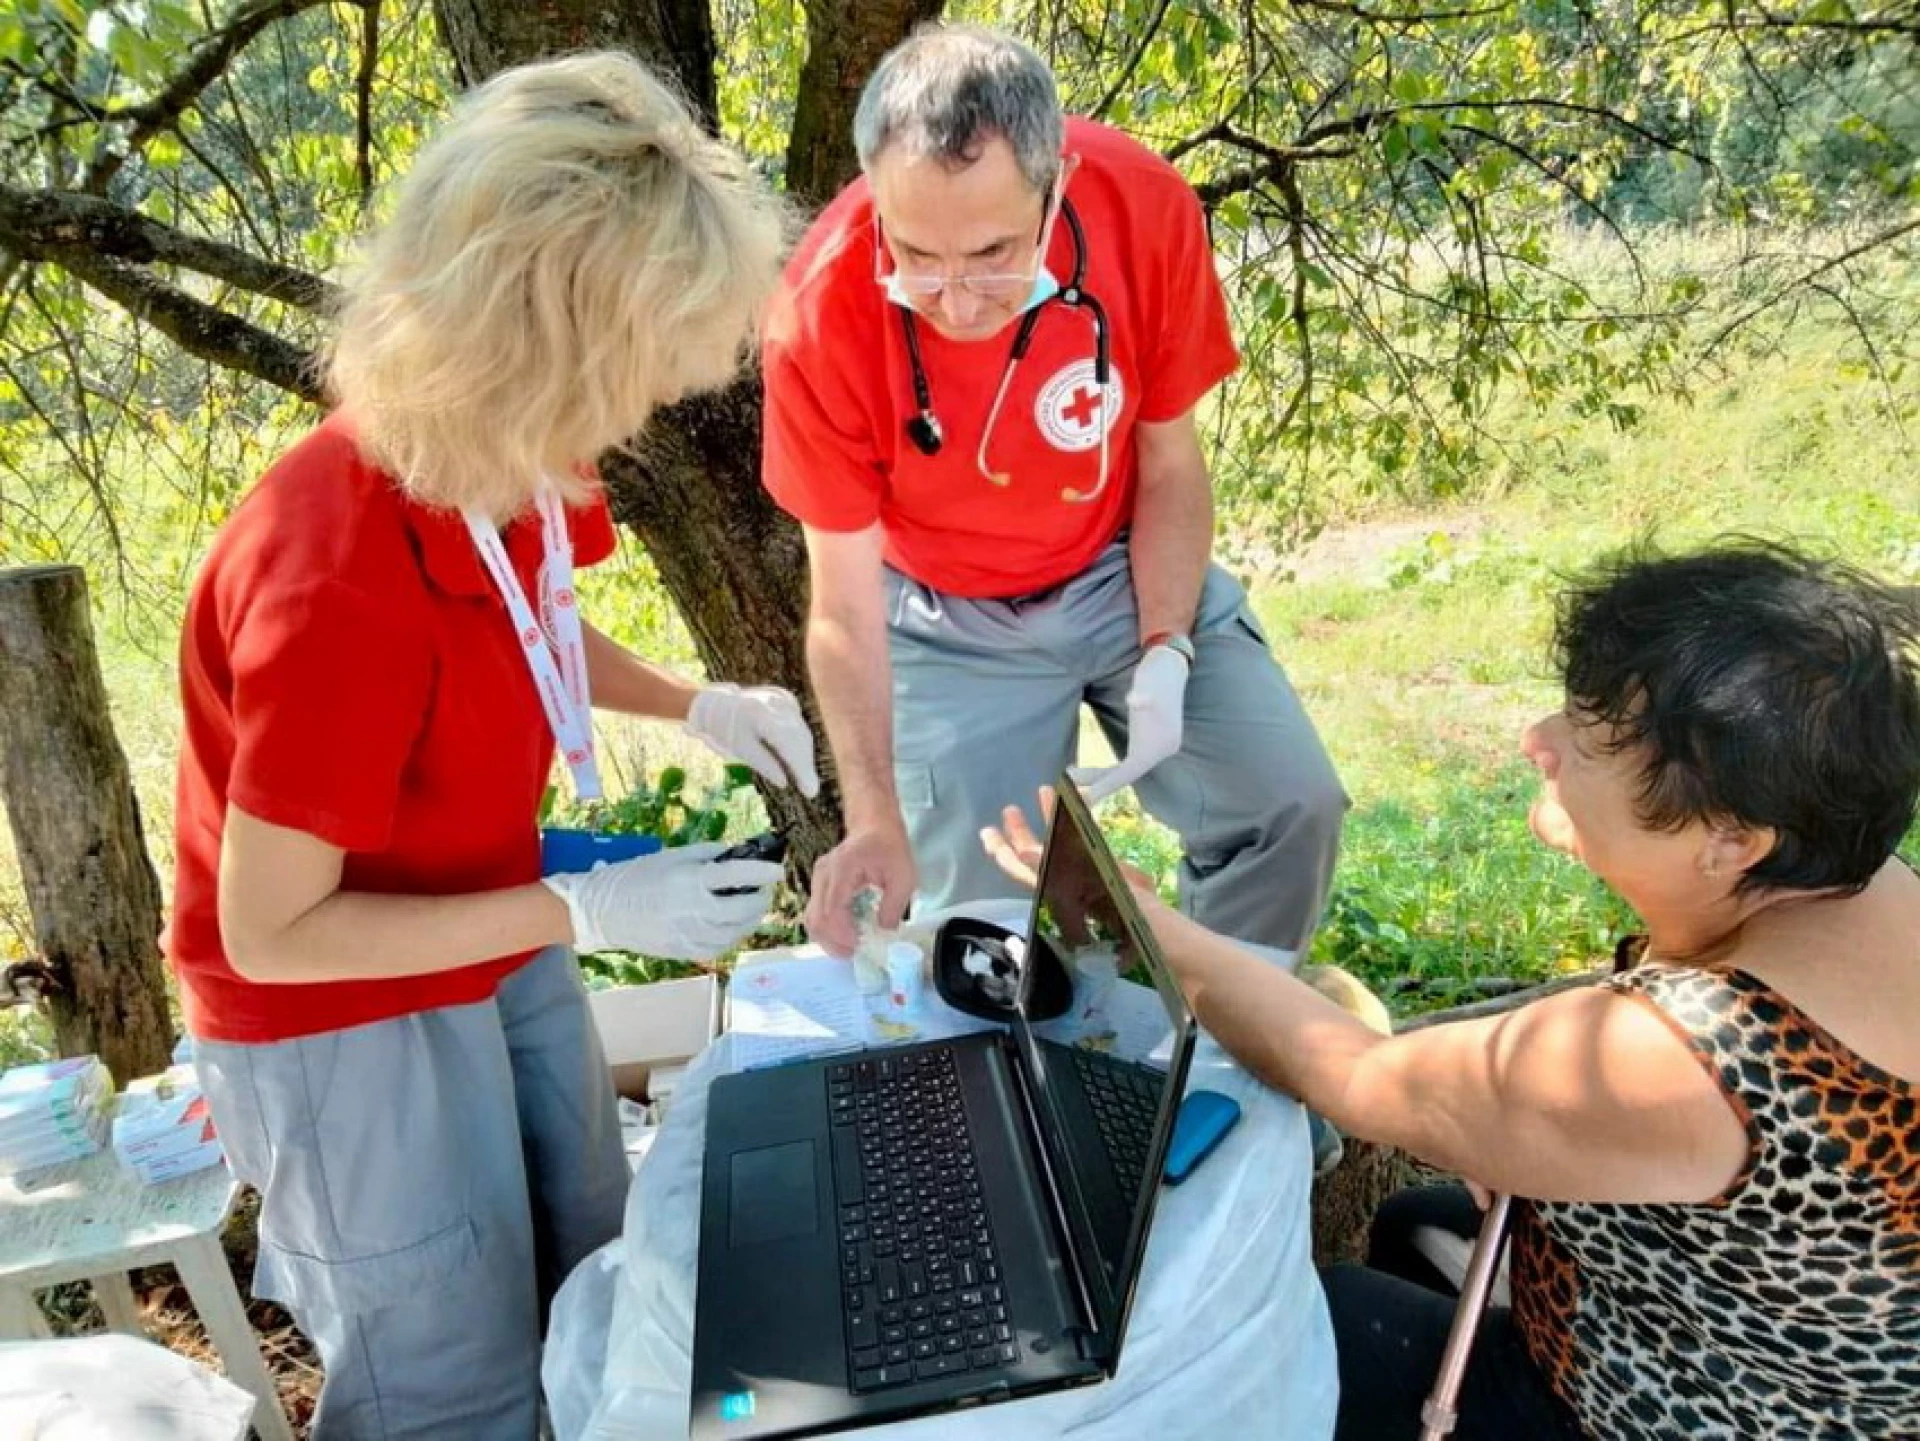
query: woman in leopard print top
[
  {"left": 986, "top": 540, "right": 1919, "bottom": 1438},
  {"left": 1511, "top": 960, "right": 1918, "bottom": 1437}
]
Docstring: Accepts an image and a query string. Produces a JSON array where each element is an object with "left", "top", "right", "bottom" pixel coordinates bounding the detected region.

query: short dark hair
[{"left": 1554, "top": 538, "right": 1920, "bottom": 895}]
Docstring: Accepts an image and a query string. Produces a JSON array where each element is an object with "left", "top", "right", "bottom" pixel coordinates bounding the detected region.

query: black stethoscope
[{"left": 896, "top": 199, "right": 1116, "bottom": 504}]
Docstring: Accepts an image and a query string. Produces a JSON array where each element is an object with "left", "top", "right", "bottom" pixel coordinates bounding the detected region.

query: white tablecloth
[{"left": 545, "top": 933, "right": 1337, "bottom": 1441}]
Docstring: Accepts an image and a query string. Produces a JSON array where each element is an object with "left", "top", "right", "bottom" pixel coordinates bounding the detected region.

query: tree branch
[
  {"left": 1297, "top": 96, "right": 1711, "bottom": 165},
  {"left": 81, "top": 0, "right": 352, "bottom": 194},
  {"left": 1175, "top": 123, "right": 1362, "bottom": 207},
  {"left": 4, "top": 243, "right": 322, "bottom": 399},
  {"left": 1293, "top": 0, "right": 1517, "bottom": 23},
  {"left": 0, "top": 183, "right": 336, "bottom": 310},
  {"left": 1398, "top": 969, "right": 1606, "bottom": 1030},
  {"left": 1684, "top": 8, "right": 1920, "bottom": 39},
  {"left": 355, "top": 0, "right": 381, "bottom": 212},
  {"left": 1700, "top": 214, "right": 1920, "bottom": 361},
  {"left": 1088, "top": 0, "right": 1175, "bottom": 122},
  {"left": 1273, "top": 162, "right": 1314, "bottom": 438}
]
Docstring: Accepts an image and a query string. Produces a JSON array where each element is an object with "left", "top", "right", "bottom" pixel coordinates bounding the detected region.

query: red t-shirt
[
  {"left": 168, "top": 414, "right": 617, "bottom": 1043},
  {"left": 761, "top": 117, "right": 1238, "bottom": 599}
]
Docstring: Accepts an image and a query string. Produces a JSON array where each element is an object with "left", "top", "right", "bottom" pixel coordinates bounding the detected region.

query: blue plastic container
[{"left": 539, "top": 828, "right": 665, "bottom": 876}]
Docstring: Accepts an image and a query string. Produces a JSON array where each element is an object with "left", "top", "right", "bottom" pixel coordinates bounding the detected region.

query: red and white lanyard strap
[{"left": 463, "top": 484, "right": 603, "bottom": 801}]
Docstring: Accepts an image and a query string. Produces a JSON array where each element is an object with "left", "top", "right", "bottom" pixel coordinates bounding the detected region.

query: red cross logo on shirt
[
  {"left": 1035, "top": 359, "right": 1125, "bottom": 456},
  {"left": 1062, "top": 385, "right": 1106, "bottom": 432}
]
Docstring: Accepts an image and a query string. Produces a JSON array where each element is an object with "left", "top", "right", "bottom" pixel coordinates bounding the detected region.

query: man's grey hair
[{"left": 853, "top": 25, "right": 1063, "bottom": 194}]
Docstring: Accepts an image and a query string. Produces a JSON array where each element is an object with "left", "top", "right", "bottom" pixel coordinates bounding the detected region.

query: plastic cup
[{"left": 885, "top": 940, "right": 926, "bottom": 1016}]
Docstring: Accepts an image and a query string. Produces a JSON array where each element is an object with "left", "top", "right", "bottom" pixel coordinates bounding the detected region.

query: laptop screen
[{"left": 1007, "top": 780, "right": 1195, "bottom": 1359}]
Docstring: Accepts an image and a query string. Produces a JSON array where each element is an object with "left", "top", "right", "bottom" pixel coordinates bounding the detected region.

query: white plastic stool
[{"left": 0, "top": 1149, "right": 294, "bottom": 1441}]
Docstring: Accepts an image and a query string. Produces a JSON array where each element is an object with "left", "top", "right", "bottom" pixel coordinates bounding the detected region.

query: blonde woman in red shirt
[{"left": 171, "top": 54, "right": 814, "bottom": 1438}]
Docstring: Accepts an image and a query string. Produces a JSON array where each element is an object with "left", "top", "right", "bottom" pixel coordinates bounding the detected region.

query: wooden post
[{"left": 0, "top": 565, "right": 171, "bottom": 1083}]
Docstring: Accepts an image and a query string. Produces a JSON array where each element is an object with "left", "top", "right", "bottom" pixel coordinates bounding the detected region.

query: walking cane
[{"left": 1417, "top": 1192, "right": 1515, "bottom": 1441}]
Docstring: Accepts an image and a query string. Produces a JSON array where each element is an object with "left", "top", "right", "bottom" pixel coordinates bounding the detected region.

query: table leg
[
  {"left": 92, "top": 1270, "right": 145, "bottom": 1336},
  {"left": 172, "top": 1234, "right": 296, "bottom": 1441},
  {"left": 0, "top": 1283, "right": 51, "bottom": 1340}
]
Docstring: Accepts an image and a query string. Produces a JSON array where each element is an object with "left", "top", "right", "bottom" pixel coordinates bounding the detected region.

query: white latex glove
[
  {"left": 1068, "top": 643, "right": 1192, "bottom": 804},
  {"left": 685, "top": 683, "right": 821, "bottom": 797},
  {"left": 541, "top": 841, "right": 783, "bottom": 960}
]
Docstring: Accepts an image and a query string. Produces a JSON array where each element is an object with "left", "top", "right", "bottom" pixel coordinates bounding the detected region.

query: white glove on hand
[
  {"left": 542, "top": 842, "right": 783, "bottom": 960},
  {"left": 686, "top": 684, "right": 821, "bottom": 797},
  {"left": 1068, "top": 643, "right": 1192, "bottom": 804}
]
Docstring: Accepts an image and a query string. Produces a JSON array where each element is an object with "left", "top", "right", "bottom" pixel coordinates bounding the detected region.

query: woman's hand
[
  {"left": 978, "top": 786, "right": 1161, "bottom": 904},
  {"left": 685, "top": 683, "right": 821, "bottom": 796},
  {"left": 542, "top": 842, "right": 782, "bottom": 960}
]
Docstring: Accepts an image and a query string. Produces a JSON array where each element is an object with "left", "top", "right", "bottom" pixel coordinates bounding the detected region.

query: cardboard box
[{"left": 587, "top": 975, "right": 720, "bottom": 1103}]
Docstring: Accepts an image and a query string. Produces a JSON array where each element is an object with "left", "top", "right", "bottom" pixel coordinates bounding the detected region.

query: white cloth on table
[
  {"left": 544, "top": 933, "right": 1338, "bottom": 1441},
  {"left": 0, "top": 1334, "right": 255, "bottom": 1440}
]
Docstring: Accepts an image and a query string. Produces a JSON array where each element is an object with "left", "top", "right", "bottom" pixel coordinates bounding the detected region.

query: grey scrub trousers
[
  {"left": 887, "top": 538, "right": 1347, "bottom": 957},
  {"left": 194, "top": 944, "right": 629, "bottom": 1440}
]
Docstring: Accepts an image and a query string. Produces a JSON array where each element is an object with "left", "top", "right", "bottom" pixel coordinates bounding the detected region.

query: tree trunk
[
  {"left": 1311, "top": 1136, "right": 1411, "bottom": 1267},
  {"left": 0, "top": 566, "right": 172, "bottom": 1085},
  {"left": 432, "top": 0, "right": 946, "bottom": 876},
  {"left": 433, "top": 0, "right": 720, "bottom": 130},
  {"left": 784, "top": 0, "right": 946, "bottom": 209},
  {"left": 602, "top": 385, "right": 844, "bottom": 867}
]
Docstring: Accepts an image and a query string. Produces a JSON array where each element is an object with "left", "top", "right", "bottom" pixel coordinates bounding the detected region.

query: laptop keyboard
[
  {"left": 829, "top": 1048, "right": 1021, "bottom": 1392},
  {"left": 1067, "top": 1047, "right": 1161, "bottom": 1197}
]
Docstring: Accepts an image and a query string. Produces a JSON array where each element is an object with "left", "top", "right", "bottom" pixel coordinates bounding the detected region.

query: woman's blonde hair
[{"left": 326, "top": 51, "right": 786, "bottom": 519}]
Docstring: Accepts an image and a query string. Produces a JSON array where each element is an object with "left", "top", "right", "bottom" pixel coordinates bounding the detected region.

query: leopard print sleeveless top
[{"left": 1510, "top": 964, "right": 1919, "bottom": 1439}]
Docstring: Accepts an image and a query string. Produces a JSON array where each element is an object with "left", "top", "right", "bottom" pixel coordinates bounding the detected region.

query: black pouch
[{"left": 931, "top": 916, "right": 1073, "bottom": 1023}]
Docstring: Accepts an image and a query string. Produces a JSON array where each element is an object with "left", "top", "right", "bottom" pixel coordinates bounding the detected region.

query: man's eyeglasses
[{"left": 873, "top": 168, "right": 1066, "bottom": 306}]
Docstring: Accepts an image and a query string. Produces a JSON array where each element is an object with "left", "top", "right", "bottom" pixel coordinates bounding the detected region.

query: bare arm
[
  {"left": 1149, "top": 904, "right": 1752, "bottom": 1203},
  {"left": 582, "top": 620, "right": 698, "bottom": 721},
  {"left": 1129, "top": 410, "right": 1214, "bottom": 643},
  {"left": 803, "top": 523, "right": 898, "bottom": 832},
  {"left": 799, "top": 522, "right": 917, "bottom": 949},
  {"left": 219, "top": 805, "right": 571, "bottom": 983}
]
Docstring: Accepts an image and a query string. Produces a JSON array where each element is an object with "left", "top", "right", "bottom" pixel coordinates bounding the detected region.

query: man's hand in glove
[{"left": 1068, "top": 642, "right": 1192, "bottom": 804}]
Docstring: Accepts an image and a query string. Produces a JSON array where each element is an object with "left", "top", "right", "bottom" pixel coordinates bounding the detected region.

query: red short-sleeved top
[
  {"left": 168, "top": 413, "right": 616, "bottom": 1043},
  {"left": 761, "top": 117, "right": 1238, "bottom": 599}
]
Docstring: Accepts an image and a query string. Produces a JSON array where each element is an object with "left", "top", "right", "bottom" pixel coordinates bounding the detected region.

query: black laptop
[{"left": 690, "top": 778, "right": 1198, "bottom": 1439}]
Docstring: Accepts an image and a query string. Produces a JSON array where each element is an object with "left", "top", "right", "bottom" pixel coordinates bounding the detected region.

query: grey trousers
[
  {"left": 195, "top": 945, "right": 629, "bottom": 1440},
  {"left": 887, "top": 540, "right": 1347, "bottom": 955}
]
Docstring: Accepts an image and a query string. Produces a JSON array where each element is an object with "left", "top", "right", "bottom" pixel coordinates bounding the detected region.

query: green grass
[{"left": 1246, "top": 307, "right": 1920, "bottom": 1006}]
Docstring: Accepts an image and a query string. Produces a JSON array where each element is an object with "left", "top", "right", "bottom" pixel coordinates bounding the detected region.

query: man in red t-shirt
[{"left": 764, "top": 25, "right": 1346, "bottom": 962}]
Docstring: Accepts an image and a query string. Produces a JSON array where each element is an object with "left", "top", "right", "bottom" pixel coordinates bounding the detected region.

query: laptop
[{"left": 690, "top": 777, "right": 1198, "bottom": 1439}]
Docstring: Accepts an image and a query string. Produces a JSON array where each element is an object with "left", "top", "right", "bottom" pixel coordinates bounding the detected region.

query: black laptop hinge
[{"left": 998, "top": 1031, "right": 1103, "bottom": 1341}]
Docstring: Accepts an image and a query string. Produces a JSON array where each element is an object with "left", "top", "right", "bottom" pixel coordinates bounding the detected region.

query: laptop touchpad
[{"left": 729, "top": 1141, "right": 819, "bottom": 1247}]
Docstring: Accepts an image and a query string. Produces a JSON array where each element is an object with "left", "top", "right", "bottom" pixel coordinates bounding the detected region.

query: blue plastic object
[
  {"left": 1164, "top": 1089, "right": 1241, "bottom": 1186},
  {"left": 540, "top": 828, "right": 664, "bottom": 876}
]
